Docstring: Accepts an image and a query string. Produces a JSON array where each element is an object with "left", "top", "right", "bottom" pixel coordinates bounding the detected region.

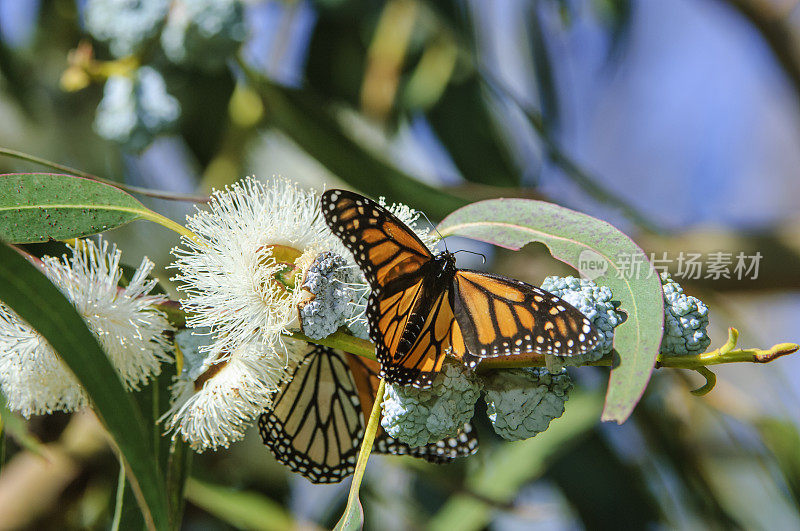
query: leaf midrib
[{"left": 0, "top": 204, "right": 145, "bottom": 215}]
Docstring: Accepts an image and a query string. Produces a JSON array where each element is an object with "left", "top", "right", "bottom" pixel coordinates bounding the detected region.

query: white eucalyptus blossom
[
  {"left": 163, "top": 329, "right": 304, "bottom": 451},
  {"left": 0, "top": 239, "right": 172, "bottom": 417},
  {"left": 166, "top": 178, "right": 439, "bottom": 450},
  {"left": 171, "top": 177, "right": 351, "bottom": 355}
]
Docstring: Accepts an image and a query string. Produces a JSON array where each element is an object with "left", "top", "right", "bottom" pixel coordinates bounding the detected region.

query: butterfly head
[{"left": 436, "top": 250, "right": 458, "bottom": 274}]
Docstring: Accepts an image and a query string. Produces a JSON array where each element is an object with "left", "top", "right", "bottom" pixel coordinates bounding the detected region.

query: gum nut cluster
[
  {"left": 540, "top": 276, "right": 625, "bottom": 366},
  {"left": 94, "top": 66, "right": 180, "bottom": 151},
  {"left": 85, "top": 0, "right": 170, "bottom": 57},
  {"left": 483, "top": 368, "right": 573, "bottom": 441},
  {"left": 298, "top": 252, "right": 368, "bottom": 340},
  {"left": 381, "top": 360, "right": 482, "bottom": 447},
  {"left": 161, "top": 0, "right": 246, "bottom": 71},
  {"left": 659, "top": 272, "right": 711, "bottom": 356}
]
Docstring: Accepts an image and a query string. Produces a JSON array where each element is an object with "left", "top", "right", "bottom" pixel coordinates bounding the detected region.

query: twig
[
  {"left": 0, "top": 147, "right": 209, "bottom": 203},
  {"left": 283, "top": 327, "right": 797, "bottom": 379}
]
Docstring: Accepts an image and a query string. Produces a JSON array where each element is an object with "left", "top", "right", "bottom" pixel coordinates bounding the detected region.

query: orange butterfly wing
[
  {"left": 368, "top": 279, "right": 457, "bottom": 387},
  {"left": 321, "top": 189, "right": 432, "bottom": 287},
  {"left": 321, "top": 190, "right": 601, "bottom": 386},
  {"left": 452, "top": 270, "right": 601, "bottom": 367},
  {"left": 322, "top": 189, "right": 455, "bottom": 388}
]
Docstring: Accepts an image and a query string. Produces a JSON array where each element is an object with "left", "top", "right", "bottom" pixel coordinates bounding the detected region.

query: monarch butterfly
[
  {"left": 258, "top": 344, "right": 478, "bottom": 484},
  {"left": 321, "top": 189, "right": 601, "bottom": 388}
]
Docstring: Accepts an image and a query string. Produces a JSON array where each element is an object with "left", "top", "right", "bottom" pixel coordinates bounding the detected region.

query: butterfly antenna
[
  {"left": 453, "top": 249, "right": 487, "bottom": 264},
  {"left": 418, "top": 210, "right": 447, "bottom": 250}
]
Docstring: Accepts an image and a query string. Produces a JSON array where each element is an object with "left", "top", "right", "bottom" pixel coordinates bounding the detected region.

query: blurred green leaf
[
  {"left": 185, "top": 478, "right": 298, "bottom": 531},
  {"left": 527, "top": 4, "right": 560, "bottom": 131},
  {"left": 0, "top": 173, "right": 147, "bottom": 243},
  {"left": 758, "top": 418, "right": 800, "bottom": 509},
  {"left": 547, "top": 430, "right": 662, "bottom": 527},
  {"left": 239, "top": 65, "right": 467, "bottom": 218},
  {"left": 305, "top": 5, "right": 368, "bottom": 105},
  {"left": 0, "top": 396, "right": 46, "bottom": 459},
  {"left": 426, "top": 77, "right": 519, "bottom": 187},
  {"left": 0, "top": 243, "right": 168, "bottom": 530},
  {"left": 165, "top": 440, "right": 191, "bottom": 530},
  {"left": 438, "top": 198, "right": 664, "bottom": 423},
  {"left": 427, "top": 392, "right": 602, "bottom": 531}
]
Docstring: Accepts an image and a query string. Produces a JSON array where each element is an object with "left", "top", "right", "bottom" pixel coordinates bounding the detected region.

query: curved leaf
[
  {"left": 427, "top": 77, "right": 520, "bottom": 187},
  {"left": 438, "top": 198, "right": 663, "bottom": 423},
  {"left": 0, "top": 173, "right": 147, "bottom": 243},
  {"left": 0, "top": 243, "right": 168, "bottom": 530}
]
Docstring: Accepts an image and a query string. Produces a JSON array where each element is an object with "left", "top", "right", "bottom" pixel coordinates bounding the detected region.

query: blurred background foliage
[{"left": 1, "top": 0, "right": 800, "bottom": 529}]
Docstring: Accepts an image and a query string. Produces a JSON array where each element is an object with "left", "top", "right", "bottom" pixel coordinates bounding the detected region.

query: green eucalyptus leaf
[
  {"left": 0, "top": 173, "right": 148, "bottom": 243},
  {"left": 241, "top": 70, "right": 468, "bottom": 218},
  {"left": 426, "top": 78, "right": 520, "bottom": 187},
  {"left": 0, "top": 243, "right": 168, "bottom": 530},
  {"left": 185, "top": 478, "right": 297, "bottom": 531},
  {"left": 438, "top": 198, "right": 664, "bottom": 423},
  {"left": 0, "top": 396, "right": 46, "bottom": 459}
]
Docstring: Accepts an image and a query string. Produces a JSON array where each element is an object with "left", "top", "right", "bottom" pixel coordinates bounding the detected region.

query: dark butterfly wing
[
  {"left": 260, "top": 345, "right": 477, "bottom": 484},
  {"left": 258, "top": 345, "right": 363, "bottom": 483},
  {"left": 347, "top": 354, "right": 479, "bottom": 462},
  {"left": 452, "top": 270, "right": 601, "bottom": 367},
  {"left": 321, "top": 189, "right": 432, "bottom": 287},
  {"left": 374, "top": 423, "right": 479, "bottom": 463}
]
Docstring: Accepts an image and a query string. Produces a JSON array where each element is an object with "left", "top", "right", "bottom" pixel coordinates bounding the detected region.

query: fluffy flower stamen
[{"left": 0, "top": 239, "right": 172, "bottom": 416}]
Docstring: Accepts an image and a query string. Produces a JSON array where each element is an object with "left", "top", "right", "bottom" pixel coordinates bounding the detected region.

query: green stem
[
  {"left": 288, "top": 330, "right": 377, "bottom": 360},
  {"left": 135, "top": 209, "right": 202, "bottom": 243},
  {"left": 285, "top": 327, "right": 798, "bottom": 374},
  {"left": 335, "top": 379, "right": 385, "bottom": 530},
  {"left": 111, "top": 460, "right": 126, "bottom": 531},
  {"left": 0, "top": 147, "right": 209, "bottom": 203},
  {"left": 690, "top": 367, "right": 717, "bottom": 396}
]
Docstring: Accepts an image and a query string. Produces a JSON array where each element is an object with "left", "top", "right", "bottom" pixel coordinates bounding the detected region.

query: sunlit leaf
[
  {"left": 0, "top": 243, "right": 168, "bottom": 530},
  {"left": 0, "top": 173, "right": 148, "bottom": 243},
  {"left": 438, "top": 198, "right": 664, "bottom": 423}
]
